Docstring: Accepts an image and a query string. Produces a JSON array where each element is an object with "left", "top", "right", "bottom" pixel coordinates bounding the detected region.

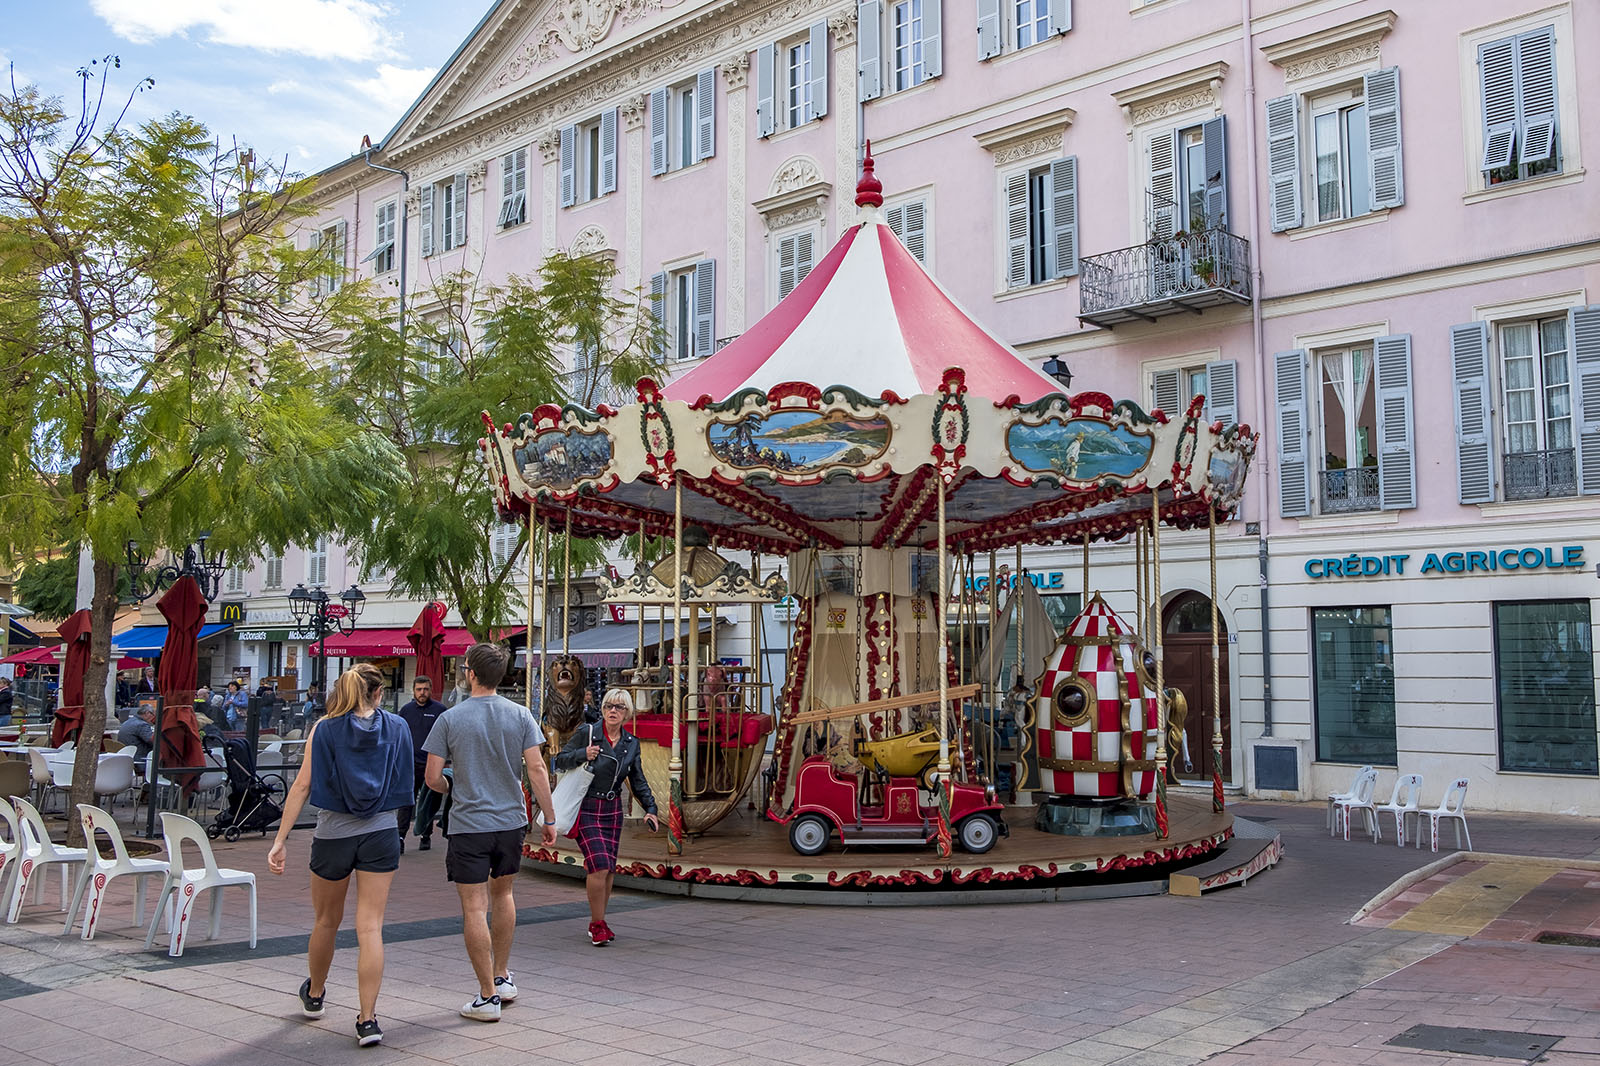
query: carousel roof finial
[{"left": 855, "top": 140, "right": 883, "bottom": 209}]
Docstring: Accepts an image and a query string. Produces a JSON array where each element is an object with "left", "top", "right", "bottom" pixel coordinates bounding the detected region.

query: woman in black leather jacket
[{"left": 553, "top": 688, "right": 659, "bottom": 946}]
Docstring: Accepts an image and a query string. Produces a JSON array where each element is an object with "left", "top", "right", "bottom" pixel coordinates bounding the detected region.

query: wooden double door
[{"left": 1160, "top": 591, "right": 1232, "bottom": 784}]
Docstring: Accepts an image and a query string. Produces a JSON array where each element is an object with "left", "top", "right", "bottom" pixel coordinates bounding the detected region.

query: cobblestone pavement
[{"left": 1, "top": 797, "right": 1597, "bottom": 1066}]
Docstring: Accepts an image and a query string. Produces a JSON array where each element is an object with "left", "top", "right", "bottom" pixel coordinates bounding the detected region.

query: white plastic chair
[
  {"left": 1332, "top": 768, "right": 1380, "bottom": 841},
  {"left": 143, "top": 813, "right": 257, "bottom": 957},
  {"left": 64, "top": 804, "right": 170, "bottom": 939},
  {"left": 1326, "top": 765, "right": 1374, "bottom": 830},
  {"left": 27, "top": 749, "right": 58, "bottom": 812},
  {"left": 1416, "top": 778, "right": 1472, "bottom": 853},
  {"left": 0, "top": 800, "right": 19, "bottom": 912},
  {"left": 90, "top": 753, "right": 137, "bottom": 813},
  {"left": 1372, "top": 773, "right": 1424, "bottom": 847},
  {"left": 4, "top": 797, "right": 88, "bottom": 923}
]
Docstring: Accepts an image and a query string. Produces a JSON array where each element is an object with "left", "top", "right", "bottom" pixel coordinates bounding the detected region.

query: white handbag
[{"left": 549, "top": 725, "right": 596, "bottom": 836}]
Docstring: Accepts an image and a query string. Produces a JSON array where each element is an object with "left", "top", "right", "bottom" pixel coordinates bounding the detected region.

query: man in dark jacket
[
  {"left": 0, "top": 676, "right": 13, "bottom": 723},
  {"left": 396, "top": 675, "right": 447, "bottom": 851}
]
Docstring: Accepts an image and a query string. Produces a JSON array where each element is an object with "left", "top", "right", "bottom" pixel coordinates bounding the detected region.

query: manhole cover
[
  {"left": 1386, "top": 1025, "right": 1561, "bottom": 1060},
  {"left": 1537, "top": 930, "right": 1600, "bottom": 948}
]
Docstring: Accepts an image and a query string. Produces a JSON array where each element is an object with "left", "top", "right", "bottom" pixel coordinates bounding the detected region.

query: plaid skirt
[{"left": 574, "top": 794, "right": 624, "bottom": 873}]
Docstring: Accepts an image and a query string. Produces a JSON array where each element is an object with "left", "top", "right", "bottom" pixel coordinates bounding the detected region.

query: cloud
[
  {"left": 348, "top": 64, "right": 435, "bottom": 114},
  {"left": 266, "top": 79, "right": 304, "bottom": 96},
  {"left": 89, "top": 0, "right": 399, "bottom": 62}
]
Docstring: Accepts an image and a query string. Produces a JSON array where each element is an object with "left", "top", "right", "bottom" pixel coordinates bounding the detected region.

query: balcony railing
[
  {"left": 1320, "top": 466, "right": 1380, "bottom": 514},
  {"left": 1078, "top": 229, "right": 1252, "bottom": 328},
  {"left": 1504, "top": 447, "right": 1577, "bottom": 501}
]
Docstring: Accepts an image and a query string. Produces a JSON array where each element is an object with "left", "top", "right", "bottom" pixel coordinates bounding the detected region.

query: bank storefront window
[
  {"left": 1494, "top": 600, "right": 1598, "bottom": 775},
  {"left": 1312, "top": 606, "right": 1396, "bottom": 764}
]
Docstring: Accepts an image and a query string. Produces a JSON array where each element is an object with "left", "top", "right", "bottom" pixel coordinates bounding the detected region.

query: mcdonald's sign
[{"left": 218, "top": 601, "right": 246, "bottom": 623}]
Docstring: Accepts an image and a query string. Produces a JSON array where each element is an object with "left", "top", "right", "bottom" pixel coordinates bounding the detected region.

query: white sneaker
[
  {"left": 493, "top": 972, "right": 518, "bottom": 1003},
  {"left": 460, "top": 994, "right": 501, "bottom": 1022}
]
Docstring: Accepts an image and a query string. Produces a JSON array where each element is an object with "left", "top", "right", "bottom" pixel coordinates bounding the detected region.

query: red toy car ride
[{"left": 783, "top": 755, "right": 1008, "bottom": 856}]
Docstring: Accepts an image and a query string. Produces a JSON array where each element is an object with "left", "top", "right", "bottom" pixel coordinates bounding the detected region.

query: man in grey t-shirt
[{"left": 424, "top": 643, "right": 556, "bottom": 1023}]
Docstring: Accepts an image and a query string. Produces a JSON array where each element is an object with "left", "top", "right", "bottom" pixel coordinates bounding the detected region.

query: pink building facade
[{"left": 226, "top": 0, "right": 1598, "bottom": 812}]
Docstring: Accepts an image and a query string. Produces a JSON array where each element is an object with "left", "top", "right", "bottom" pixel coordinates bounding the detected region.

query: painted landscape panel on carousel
[
  {"left": 708, "top": 411, "right": 890, "bottom": 472},
  {"left": 513, "top": 428, "right": 613, "bottom": 489},
  {"left": 1006, "top": 418, "right": 1153, "bottom": 481}
]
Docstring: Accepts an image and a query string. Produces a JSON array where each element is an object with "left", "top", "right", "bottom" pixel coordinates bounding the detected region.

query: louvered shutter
[
  {"left": 419, "top": 183, "right": 435, "bottom": 256},
  {"left": 696, "top": 68, "right": 716, "bottom": 160},
  {"left": 1374, "top": 334, "right": 1416, "bottom": 510},
  {"left": 451, "top": 173, "right": 467, "bottom": 248},
  {"left": 889, "top": 199, "right": 927, "bottom": 263},
  {"left": 1152, "top": 369, "right": 1181, "bottom": 417},
  {"left": 1205, "top": 359, "right": 1238, "bottom": 426},
  {"left": 307, "top": 228, "right": 323, "bottom": 297},
  {"left": 1047, "top": 0, "right": 1070, "bottom": 36},
  {"left": 1201, "top": 115, "right": 1228, "bottom": 230},
  {"left": 778, "top": 234, "right": 799, "bottom": 300},
  {"left": 1516, "top": 27, "right": 1557, "bottom": 166},
  {"left": 976, "top": 0, "right": 1001, "bottom": 60},
  {"left": 1005, "top": 170, "right": 1029, "bottom": 290},
  {"left": 858, "top": 0, "right": 883, "bottom": 102},
  {"left": 1478, "top": 36, "right": 1517, "bottom": 172},
  {"left": 1570, "top": 306, "right": 1600, "bottom": 495},
  {"left": 500, "top": 150, "right": 516, "bottom": 225},
  {"left": 649, "top": 87, "right": 669, "bottom": 175},
  {"left": 796, "top": 230, "right": 815, "bottom": 285},
  {"left": 1450, "top": 321, "right": 1494, "bottom": 504},
  {"left": 808, "top": 21, "right": 829, "bottom": 120},
  {"left": 693, "top": 259, "right": 716, "bottom": 358},
  {"left": 559, "top": 124, "right": 576, "bottom": 206},
  {"left": 1266, "top": 94, "right": 1301, "bottom": 232},
  {"left": 1275, "top": 349, "right": 1311, "bottom": 517},
  {"left": 1361, "top": 67, "right": 1404, "bottom": 209},
  {"left": 756, "top": 45, "right": 776, "bottom": 137},
  {"left": 923, "top": 0, "right": 942, "bottom": 77},
  {"left": 1049, "top": 156, "right": 1078, "bottom": 279},
  {"left": 599, "top": 108, "right": 618, "bottom": 195},
  {"left": 1148, "top": 128, "right": 1178, "bottom": 239},
  {"left": 650, "top": 271, "right": 668, "bottom": 357}
]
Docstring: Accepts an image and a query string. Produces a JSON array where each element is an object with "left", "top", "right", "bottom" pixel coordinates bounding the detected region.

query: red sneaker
[
  {"left": 588, "top": 921, "right": 608, "bottom": 947},
  {"left": 598, "top": 921, "right": 616, "bottom": 945}
]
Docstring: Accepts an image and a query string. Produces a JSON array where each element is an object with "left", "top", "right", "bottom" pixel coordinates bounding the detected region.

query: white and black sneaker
[
  {"left": 493, "top": 972, "right": 518, "bottom": 1003},
  {"left": 460, "top": 994, "right": 502, "bottom": 1022},
  {"left": 298, "top": 978, "right": 325, "bottom": 1019},
  {"left": 355, "top": 1018, "right": 382, "bottom": 1047}
]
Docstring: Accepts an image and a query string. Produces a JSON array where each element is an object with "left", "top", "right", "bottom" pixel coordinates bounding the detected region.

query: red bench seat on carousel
[{"left": 631, "top": 711, "right": 773, "bottom": 749}]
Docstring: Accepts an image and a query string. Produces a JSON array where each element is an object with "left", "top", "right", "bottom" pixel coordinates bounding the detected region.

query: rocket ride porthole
[{"left": 1053, "top": 676, "right": 1095, "bottom": 730}]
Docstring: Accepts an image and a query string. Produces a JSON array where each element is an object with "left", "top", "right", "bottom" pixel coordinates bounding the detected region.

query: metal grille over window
[
  {"left": 1312, "top": 606, "right": 1396, "bottom": 765},
  {"left": 1494, "top": 600, "right": 1597, "bottom": 775}
]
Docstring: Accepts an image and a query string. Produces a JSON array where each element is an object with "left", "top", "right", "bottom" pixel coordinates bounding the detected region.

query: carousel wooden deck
[{"left": 524, "top": 793, "right": 1231, "bottom": 891}]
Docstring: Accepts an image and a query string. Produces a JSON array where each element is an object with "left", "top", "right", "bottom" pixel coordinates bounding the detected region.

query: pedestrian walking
[
  {"left": 268, "top": 663, "right": 413, "bottom": 1048},
  {"left": 396, "top": 675, "right": 446, "bottom": 852},
  {"left": 422, "top": 643, "right": 557, "bottom": 1022},
  {"left": 553, "top": 688, "right": 659, "bottom": 946}
]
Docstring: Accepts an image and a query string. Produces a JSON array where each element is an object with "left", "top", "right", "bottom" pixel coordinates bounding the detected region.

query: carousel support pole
[
  {"left": 1134, "top": 525, "right": 1143, "bottom": 635},
  {"left": 750, "top": 551, "right": 760, "bottom": 715},
  {"left": 1210, "top": 506, "right": 1225, "bottom": 813},
  {"left": 637, "top": 519, "right": 646, "bottom": 679},
  {"left": 935, "top": 477, "right": 953, "bottom": 859},
  {"left": 687, "top": 602, "right": 702, "bottom": 797},
  {"left": 1151, "top": 493, "right": 1169, "bottom": 839},
  {"left": 539, "top": 524, "right": 551, "bottom": 721},
  {"left": 667, "top": 479, "right": 685, "bottom": 855},
  {"left": 987, "top": 550, "right": 998, "bottom": 777},
  {"left": 561, "top": 509, "right": 573, "bottom": 659},
  {"left": 526, "top": 511, "right": 537, "bottom": 700},
  {"left": 1082, "top": 530, "right": 1090, "bottom": 604}
]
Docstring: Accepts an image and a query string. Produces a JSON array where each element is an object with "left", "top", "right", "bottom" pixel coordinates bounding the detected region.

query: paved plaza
[{"left": 2, "top": 798, "right": 1598, "bottom": 1066}]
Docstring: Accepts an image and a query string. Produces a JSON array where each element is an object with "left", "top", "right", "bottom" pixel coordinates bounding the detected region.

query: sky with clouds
[{"left": 5, "top": 1, "right": 493, "bottom": 175}]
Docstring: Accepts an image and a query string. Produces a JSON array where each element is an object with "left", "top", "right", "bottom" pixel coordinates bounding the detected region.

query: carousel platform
[{"left": 523, "top": 793, "right": 1237, "bottom": 904}]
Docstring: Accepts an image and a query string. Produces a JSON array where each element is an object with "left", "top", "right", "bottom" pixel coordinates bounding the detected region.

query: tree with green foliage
[
  {"left": 13, "top": 549, "right": 129, "bottom": 619},
  {"left": 0, "top": 60, "right": 404, "bottom": 839},
  {"left": 337, "top": 254, "right": 662, "bottom": 643}
]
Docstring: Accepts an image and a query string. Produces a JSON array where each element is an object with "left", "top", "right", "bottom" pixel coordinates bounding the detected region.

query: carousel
[{"left": 482, "top": 150, "right": 1261, "bottom": 892}]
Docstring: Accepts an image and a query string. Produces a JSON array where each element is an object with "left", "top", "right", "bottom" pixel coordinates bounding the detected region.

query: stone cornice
[
  {"left": 1112, "top": 61, "right": 1228, "bottom": 134},
  {"left": 973, "top": 106, "right": 1077, "bottom": 160},
  {"left": 1261, "top": 10, "right": 1396, "bottom": 82}
]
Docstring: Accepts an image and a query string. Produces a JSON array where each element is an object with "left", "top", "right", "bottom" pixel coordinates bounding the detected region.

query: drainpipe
[
  {"left": 363, "top": 147, "right": 410, "bottom": 343},
  {"left": 1240, "top": 0, "right": 1273, "bottom": 736}
]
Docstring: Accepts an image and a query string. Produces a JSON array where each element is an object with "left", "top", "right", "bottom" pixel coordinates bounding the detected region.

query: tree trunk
[{"left": 65, "top": 555, "right": 119, "bottom": 847}]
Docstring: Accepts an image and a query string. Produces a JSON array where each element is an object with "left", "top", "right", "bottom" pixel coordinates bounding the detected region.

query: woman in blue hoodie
[{"left": 268, "top": 663, "right": 412, "bottom": 1048}]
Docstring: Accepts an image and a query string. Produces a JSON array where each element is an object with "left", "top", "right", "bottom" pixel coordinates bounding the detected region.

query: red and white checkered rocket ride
[{"left": 1035, "top": 594, "right": 1160, "bottom": 801}]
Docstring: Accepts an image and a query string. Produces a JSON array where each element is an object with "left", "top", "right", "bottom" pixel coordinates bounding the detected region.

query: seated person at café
[{"left": 117, "top": 702, "right": 158, "bottom": 760}]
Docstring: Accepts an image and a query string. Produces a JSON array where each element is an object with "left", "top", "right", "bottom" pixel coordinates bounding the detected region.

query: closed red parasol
[
  {"left": 407, "top": 601, "right": 449, "bottom": 693},
  {"left": 159, "top": 702, "right": 206, "bottom": 796},
  {"left": 50, "top": 609, "right": 93, "bottom": 746},
  {"left": 156, "top": 576, "right": 208, "bottom": 705}
]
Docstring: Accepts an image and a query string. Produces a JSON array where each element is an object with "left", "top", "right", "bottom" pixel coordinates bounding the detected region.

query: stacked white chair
[
  {"left": 4, "top": 797, "right": 88, "bottom": 922},
  {"left": 1326, "top": 765, "right": 1374, "bottom": 831},
  {"left": 64, "top": 804, "right": 170, "bottom": 940},
  {"left": 1331, "top": 767, "right": 1380, "bottom": 841},
  {"left": 144, "top": 812, "right": 256, "bottom": 957},
  {"left": 1372, "top": 773, "right": 1424, "bottom": 847}
]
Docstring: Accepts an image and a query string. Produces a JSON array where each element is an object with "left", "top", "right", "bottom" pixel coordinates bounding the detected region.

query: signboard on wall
[{"left": 1304, "top": 545, "right": 1585, "bottom": 580}]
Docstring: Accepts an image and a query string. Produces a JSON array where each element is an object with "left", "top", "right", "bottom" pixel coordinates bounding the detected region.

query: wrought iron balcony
[
  {"left": 1504, "top": 447, "right": 1577, "bottom": 501},
  {"left": 1078, "top": 229, "right": 1252, "bottom": 328},
  {"left": 1320, "top": 466, "right": 1380, "bottom": 514}
]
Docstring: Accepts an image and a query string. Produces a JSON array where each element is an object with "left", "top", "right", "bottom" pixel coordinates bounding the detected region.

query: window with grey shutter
[
  {"left": 1266, "top": 94, "right": 1301, "bottom": 232},
  {"left": 693, "top": 259, "right": 716, "bottom": 358},
  {"left": 1205, "top": 359, "right": 1238, "bottom": 426},
  {"left": 419, "top": 184, "right": 435, "bottom": 256},
  {"left": 1373, "top": 334, "right": 1415, "bottom": 510},
  {"left": 777, "top": 231, "right": 815, "bottom": 301},
  {"left": 1004, "top": 170, "right": 1029, "bottom": 290},
  {"left": 1201, "top": 116, "right": 1227, "bottom": 230},
  {"left": 922, "top": 0, "right": 943, "bottom": 77},
  {"left": 1362, "top": 68, "right": 1404, "bottom": 209},
  {"left": 649, "top": 87, "right": 669, "bottom": 175},
  {"left": 1571, "top": 305, "right": 1600, "bottom": 495},
  {"left": 858, "top": 0, "right": 883, "bottom": 102},
  {"left": 450, "top": 173, "right": 467, "bottom": 249},
  {"left": 976, "top": 0, "right": 1001, "bottom": 59},
  {"left": 1048, "top": 156, "right": 1078, "bottom": 279},
  {"left": 599, "top": 108, "right": 618, "bottom": 195},
  {"left": 1516, "top": 27, "right": 1556, "bottom": 166},
  {"left": 1478, "top": 36, "right": 1517, "bottom": 172},
  {"left": 307, "top": 228, "right": 323, "bottom": 297},
  {"left": 756, "top": 44, "right": 776, "bottom": 137},
  {"left": 808, "top": 22, "right": 829, "bottom": 120},
  {"left": 1148, "top": 128, "right": 1178, "bottom": 240},
  {"left": 1152, "top": 369, "right": 1181, "bottom": 416},
  {"left": 1275, "top": 349, "right": 1311, "bottom": 517},
  {"left": 559, "top": 124, "right": 577, "bottom": 206},
  {"left": 886, "top": 198, "right": 927, "bottom": 263},
  {"left": 650, "top": 271, "right": 668, "bottom": 357},
  {"left": 695, "top": 68, "right": 716, "bottom": 161},
  {"left": 499, "top": 148, "right": 527, "bottom": 227},
  {"left": 1450, "top": 321, "right": 1494, "bottom": 503},
  {"left": 1046, "top": 0, "right": 1070, "bottom": 37}
]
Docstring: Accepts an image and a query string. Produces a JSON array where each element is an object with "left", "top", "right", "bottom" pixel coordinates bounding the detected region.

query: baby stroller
[{"left": 208, "top": 737, "right": 287, "bottom": 842}]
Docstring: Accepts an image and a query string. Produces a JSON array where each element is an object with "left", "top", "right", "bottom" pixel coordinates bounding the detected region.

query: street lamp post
[
  {"left": 125, "top": 532, "right": 229, "bottom": 604},
  {"left": 288, "top": 583, "right": 365, "bottom": 715}
]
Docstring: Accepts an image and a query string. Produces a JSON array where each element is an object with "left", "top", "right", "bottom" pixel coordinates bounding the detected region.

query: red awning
[{"left": 310, "top": 626, "right": 524, "bottom": 657}]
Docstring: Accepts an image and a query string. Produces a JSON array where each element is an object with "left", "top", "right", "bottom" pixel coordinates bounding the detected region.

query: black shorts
[
  {"left": 446, "top": 828, "right": 525, "bottom": 884},
  {"left": 309, "top": 828, "right": 400, "bottom": 881}
]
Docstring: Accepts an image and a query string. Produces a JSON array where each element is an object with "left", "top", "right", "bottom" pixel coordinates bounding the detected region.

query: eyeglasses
[{"left": 602, "top": 702, "right": 628, "bottom": 710}]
